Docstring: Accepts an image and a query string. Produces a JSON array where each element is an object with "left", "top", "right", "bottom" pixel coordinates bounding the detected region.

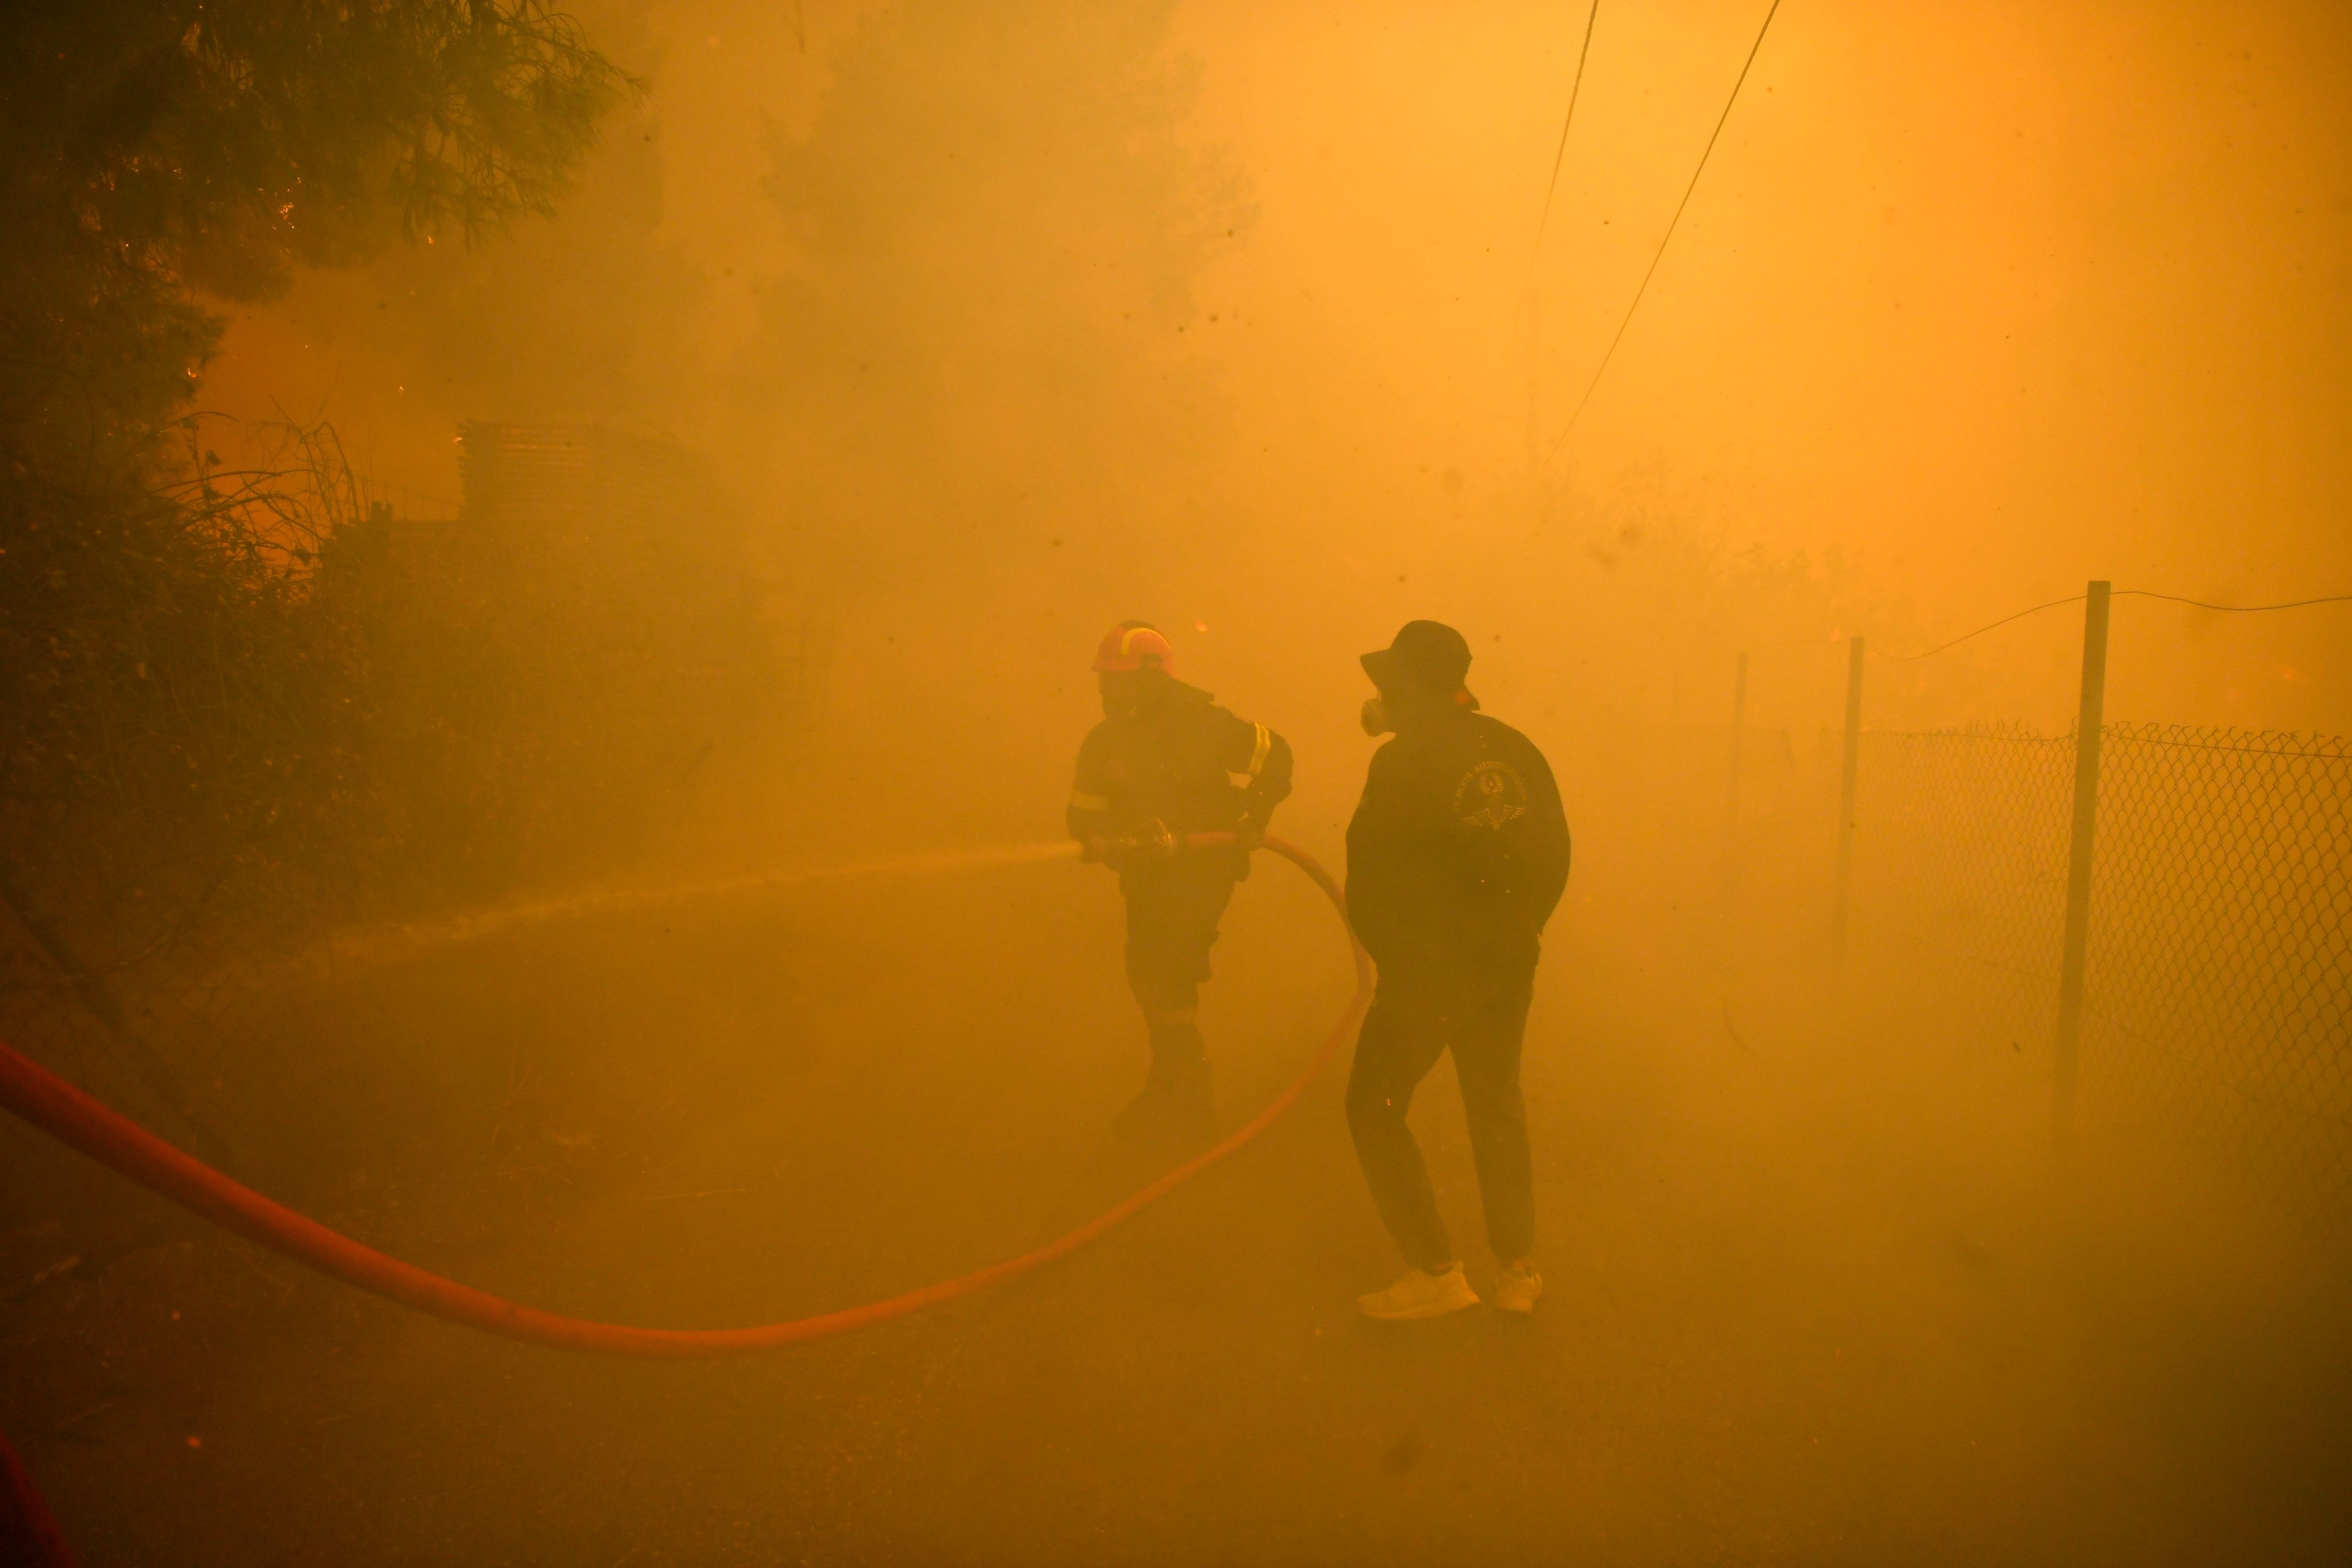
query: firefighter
[
  {"left": 1068, "top": 622, "right": 1293, "bottom": 1144},
  {"left": 1344, "top": 620, "right": 1570, "bottom": 1319}
]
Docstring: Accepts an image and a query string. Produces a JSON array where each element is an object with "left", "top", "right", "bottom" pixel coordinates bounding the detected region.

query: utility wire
[
  {"left": 1528, "top": 0, "right": 1603, "bottom": 281},
  {"left": 1893, "top": 587, "right": 2352, "bottom": 662},
  {"left": 2114, "top": 589, "right": 2352, "bottom": 614},
  {"left": 1551, "top": 0, "right": 1782, "bottom": 451},
  {"left": 1526, "top": 2, "right": 1602, "bottom": 486},
  {"left": 1894, "top": 596, "right": 2085, "bottom": 661}
]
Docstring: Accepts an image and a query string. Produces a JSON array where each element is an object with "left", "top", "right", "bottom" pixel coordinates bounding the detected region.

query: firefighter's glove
[
  {"left": 1234, "top": 821, "right": 1265, "bottom": 853},
  {"left": 1131, "top": 818, "right": 1179, "bottom": 863}
]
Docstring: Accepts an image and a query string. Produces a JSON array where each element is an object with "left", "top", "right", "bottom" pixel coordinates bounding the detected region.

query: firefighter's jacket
[
  {"left": 1067, "top": 679, "right": 1292, "bottom": 875},
  {"left": 1345, "top": 706, "right": 1570, "bottom": 995}
]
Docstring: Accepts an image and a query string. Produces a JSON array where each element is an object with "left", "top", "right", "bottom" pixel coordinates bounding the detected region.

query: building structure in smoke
[
  {"left": 456, "top": 421, "right": 827, "bottom": 734},
  {"left": 330, "top": 420, "right": 824, "bottom": 792}
]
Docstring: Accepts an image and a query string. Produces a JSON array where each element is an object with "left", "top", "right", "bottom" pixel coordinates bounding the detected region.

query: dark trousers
[
  {"left": 1121, "top": 859, "right": 1239, "bottom": 1019},
  {"left": 1345, "top": 962, "right": 1537, "bottom": 1271}
]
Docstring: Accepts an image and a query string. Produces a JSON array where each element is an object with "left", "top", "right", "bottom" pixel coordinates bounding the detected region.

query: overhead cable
[
  {"left": 1552, "top": 0, "right": 1784, "bottom": 450},
  {"left": 1895, "top": 595, "right": 2086, "bottom": 662},
  {"left": 1894, "top": 587, "right": 2352, "bottom": 662},
  {"left": 2114, "top": 590, "right": 2352, "bottom": 614},
  {"left": 1528, "top": 0, "right": 1603, "bottom": 280}
]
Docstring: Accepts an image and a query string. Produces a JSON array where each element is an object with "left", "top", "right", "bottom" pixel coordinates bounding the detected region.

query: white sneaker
[
  {"left": 1357, "top": 1262, "right": 1480, "bottom": 1321},
  {"left": 1491, "top": 1259, "right": 1543, "bottom": 1314}
]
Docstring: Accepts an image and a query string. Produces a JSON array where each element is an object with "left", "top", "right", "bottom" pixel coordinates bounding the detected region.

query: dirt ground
[{"left": 4, "top": 847, "right": 2348, "bottom": 1565}]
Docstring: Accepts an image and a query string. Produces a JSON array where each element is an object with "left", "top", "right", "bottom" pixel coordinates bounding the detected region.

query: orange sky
[{"left": 1177, "top": 2, "right": 2350, "bottom": 619}]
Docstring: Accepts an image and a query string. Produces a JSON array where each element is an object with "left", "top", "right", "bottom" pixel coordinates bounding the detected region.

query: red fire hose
[
  {"left": 0, "top": 1429, "right": 75, "bottom": 1567},
  {"left": 0, "top": 832, "right": 1370, "bottom": 1358}
]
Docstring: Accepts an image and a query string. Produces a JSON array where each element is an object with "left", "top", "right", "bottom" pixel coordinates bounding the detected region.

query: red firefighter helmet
[{"left": 1092, "top": 622, "right": 1174, "bottom": 674}]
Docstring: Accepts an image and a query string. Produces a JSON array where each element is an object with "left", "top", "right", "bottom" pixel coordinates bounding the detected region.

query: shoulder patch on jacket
[{"left": 1453, "top": 758, "right": 1529, "bottom": 830}]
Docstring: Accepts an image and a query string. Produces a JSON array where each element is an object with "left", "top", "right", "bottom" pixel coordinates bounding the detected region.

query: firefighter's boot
[
  {"left": 1115, "top": 1018, "right": 1213, "bottom": 1147},
  {"left": 1165, "top": 1050, "right": 1215, "bottom": 1148}
]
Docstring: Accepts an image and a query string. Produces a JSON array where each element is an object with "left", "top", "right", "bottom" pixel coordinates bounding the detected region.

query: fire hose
[{"left": 0, "top": 832, "right": 1370, "bottom": 1359}]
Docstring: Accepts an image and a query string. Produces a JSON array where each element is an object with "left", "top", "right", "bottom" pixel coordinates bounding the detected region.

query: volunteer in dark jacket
[
  {"left": 1344, "top": 620, "right": 1570, "bottom": 1320},
  {"left": 1069, "top": 622, "right": 1293, "bottom": 1144}
]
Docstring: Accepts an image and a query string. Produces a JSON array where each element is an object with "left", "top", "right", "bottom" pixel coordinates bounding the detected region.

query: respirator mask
[{"left": 1360, "top": 696, "right": 1393, "bottom": 736}]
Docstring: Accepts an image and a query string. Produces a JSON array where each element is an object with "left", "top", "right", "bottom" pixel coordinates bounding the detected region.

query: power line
[
  {"left": 1528, "top": 0, "right": 1602, "bottom": 281},
  {"left": 1551, "top": 0, "right": 1783, "bottom": 451},
  {"left": 1526, "top": 2, "right": 1603, "bottom": 487},
  {"left": 1893, "top": 587, "right": 2352, "bottom": 662},
  {"left": 1894, "top": 595, "right": 2085, "bottom": 661},
  {"left": 2116, "top": 590, "right": 2352, "bottom": 614}
]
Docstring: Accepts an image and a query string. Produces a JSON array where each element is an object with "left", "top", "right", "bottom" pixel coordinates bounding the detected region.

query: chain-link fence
[
  {"left": 2082, "top": 726, "right": 2351, "bottom": 1228},
  {"left": 1848, "top": 718, "right": 2351, "bottom": 1245},
  {"left": 1849, "top": 725, "right": 2075, "bottom": 1055}
]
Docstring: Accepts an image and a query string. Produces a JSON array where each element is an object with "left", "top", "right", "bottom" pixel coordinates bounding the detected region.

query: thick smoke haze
[
  {"left": 5, "top": 2, "right": 2347, "bottom": 1562},
  {"left": 200, "top": 1, "right": 2351, "bottom": 751}
]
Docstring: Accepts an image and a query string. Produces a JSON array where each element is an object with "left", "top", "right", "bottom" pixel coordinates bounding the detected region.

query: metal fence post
[
  {"left": 1831, "top": 635, "right": 1864, "bottom": 967},
  {"left": 2054, "top": 580, "right": 2112, "bottom": 1155},
  {"left": 1669, "top": 662, "right": 1684, "bottom": 755},
  {"left": 1726, "top": 652, "right": 1749, "bottom": 859}
]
